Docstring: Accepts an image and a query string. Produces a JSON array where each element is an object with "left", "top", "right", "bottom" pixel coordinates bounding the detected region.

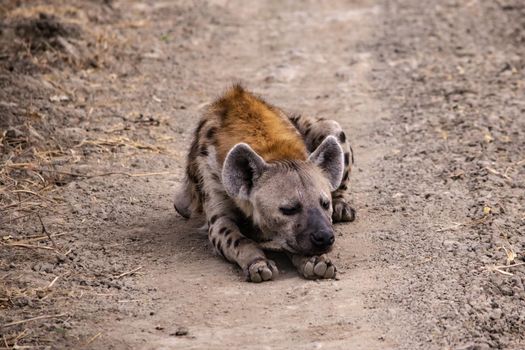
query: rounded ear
[
  {"left": 222, "top": 143, "right": 268, "bottom": 200},
  {"left": 308, "top": 135, "right": 344, "bottom": 191}
]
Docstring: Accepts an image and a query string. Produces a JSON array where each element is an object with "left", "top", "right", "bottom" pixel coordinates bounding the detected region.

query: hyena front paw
[
  {"left": 244, "top": 258, "right": 279, "bottom": 283},
  {"left": 332, "top": 198, "right": 356, "bottom": 223},
  {"left": 302, "top": 255, "right": 337, "bottom": 280}
]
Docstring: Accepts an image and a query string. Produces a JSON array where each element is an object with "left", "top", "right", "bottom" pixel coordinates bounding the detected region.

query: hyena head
[{"left": 222, "top": 136, "right": 344, "bottom": 255}]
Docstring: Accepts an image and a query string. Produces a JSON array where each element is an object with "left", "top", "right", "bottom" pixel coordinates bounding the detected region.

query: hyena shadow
[{"left": 125, "top": 212, "right": 298, "bottom": 281}]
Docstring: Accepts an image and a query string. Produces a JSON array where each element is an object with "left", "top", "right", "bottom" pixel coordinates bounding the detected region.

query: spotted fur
[{"left": 174, "top": 85, "right": 355, "bottom": 282}]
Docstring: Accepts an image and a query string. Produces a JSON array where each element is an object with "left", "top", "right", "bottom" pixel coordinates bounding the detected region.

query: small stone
[
  {"left": 14, "top": 296, "right": 31, "bottom": 307},
  {"left": 41, "top": 263, "right": 55, "bottom": 273},
  {"left": 171, "top": 327, "right": 188, "bottom": 336},
  {"left": 36, "top": 289, "right": 47, "bottom": 299}
]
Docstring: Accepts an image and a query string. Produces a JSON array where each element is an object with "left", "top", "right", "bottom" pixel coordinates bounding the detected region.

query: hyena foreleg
[
  {"left": 288, "top": 114, "right": 356, "bottom": 222},
  {"left": 199, "top": 160, "right": 278, "bottom": 282}
]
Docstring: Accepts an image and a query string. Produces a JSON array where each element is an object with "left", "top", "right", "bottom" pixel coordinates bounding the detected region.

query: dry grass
[{"left": 1, "top": 0, "right": 128, "bottom": 72}]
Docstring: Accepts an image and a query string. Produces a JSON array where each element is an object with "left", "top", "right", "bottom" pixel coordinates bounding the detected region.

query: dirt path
[
  {"left": 99, "top": 1, "right": 404, "bottom": 349},
  {"left": 2, "top": 0, "right": 525, "bottom": 349}
]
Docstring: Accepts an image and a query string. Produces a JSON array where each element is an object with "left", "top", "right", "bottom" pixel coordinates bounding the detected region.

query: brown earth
[{"left": 1, "top": 0, "right": 524, "bottom": 349}]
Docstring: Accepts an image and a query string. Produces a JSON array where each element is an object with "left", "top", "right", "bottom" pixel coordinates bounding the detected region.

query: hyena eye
[
  {"left": 279, "top": 203, "right": 302, "bottom": 216},
  {"left": 320, "top": 198, "right": 330, "bottom": 210}
]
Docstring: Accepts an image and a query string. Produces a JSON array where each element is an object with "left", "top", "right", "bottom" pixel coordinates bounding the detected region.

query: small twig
[
  {"left": 494, "top": 262, "right": 525, "bottom": 269},
  {"left": 82, "top": 332, "right": 101, "bottom": 348},
  {"left": 493, "top": 268, "right": 514, "bottom": 276},
  {"left": 11, "top": 190, "right": 57, "bottom": 203},
  {"left": 490, "top": 262, "right": 525, "bottom": 276},
  {"left": 38, "top": 168, "right": 173, "bottom": 179},
  {"left": 1, "top": 242, "right": 55, "bottom": 251},
  {"left": 485, "top": 166, "right": 512, "bottom": 180},
  {"left": 37, "top": 213, "right": 58, "bottom": 249},
  {"left": 2, "top": 313, "right": 67, "bottom": 328},
  {"left": 437, "top": 215, "right": 488, "bottom": 232},
  {"left": 46, "top": 276, "right": 60, "bottom": 289},
  {"left": 114, "top": 266, "right": 143, "bottom": 279},
  {"left": 14, "top": 232, "right": 68, "bottom": 244}
]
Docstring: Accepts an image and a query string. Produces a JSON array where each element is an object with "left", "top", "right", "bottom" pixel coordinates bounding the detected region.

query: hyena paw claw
[
  {"left": 245, "top": 258, "right": 278, "bottom": 283},
  {"left": 332, "top": 199, "right": 356, "bottom": 223},
  {"left": 303, "top": 255, "right": 336, "bottom": 279}
]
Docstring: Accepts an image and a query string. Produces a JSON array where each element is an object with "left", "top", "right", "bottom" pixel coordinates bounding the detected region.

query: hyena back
[{"left": 174, "top": 85, "right": 355, "bottom": 282}]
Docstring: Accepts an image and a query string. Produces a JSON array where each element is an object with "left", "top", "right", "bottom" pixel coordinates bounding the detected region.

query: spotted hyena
[{"left": 174, "top": 85, "right": 355, "bottom": 282}]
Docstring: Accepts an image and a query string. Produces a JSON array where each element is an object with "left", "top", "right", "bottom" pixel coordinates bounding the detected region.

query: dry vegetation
[{"left": 0, "top": 1, "right": 166, "bottom": 347}]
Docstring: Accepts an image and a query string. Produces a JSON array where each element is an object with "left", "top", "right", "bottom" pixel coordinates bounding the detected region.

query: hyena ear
[
  {"left": 222, "top": 143, "right": 268, "bottom": 200},
  {"left": 308, "top": 135, "right": 344, "bottom": 191}
]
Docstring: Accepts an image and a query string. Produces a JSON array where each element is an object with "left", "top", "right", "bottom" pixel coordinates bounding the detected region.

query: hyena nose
[{"left": 310, "top": 230, "right": 335, "bottom": 249}]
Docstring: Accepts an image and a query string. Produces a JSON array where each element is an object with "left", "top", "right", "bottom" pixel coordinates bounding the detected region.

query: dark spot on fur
[
  {"left": 304, "top": 127, "right": 311, "bottom": 137},
  {"left": 187, "top": 168, "right": 199, "bottom": 184},
  {"left": 194, "top": 179, "right": 202, "bottom": 194},
  {"left": 227, "top": 237, "right": 233, "bottom": 247},
  {"left": 339, "top": 131, "right": 346, "bottom": 143},
  {"left": 224, "top": 229, "right": 231, "bottom": 237},
  {"left": 344, "top": 152, "right": 350, "bottom": 166},
  {"left": 233, "top": 238, "right": 241, "bottom": 248},
  {"left": 206, "top": 127, "right": 217, "bottom": 139},
  {"left": 195, "top": 119, "right": 206, "bottom": 135},
  {"left": 211, "top": 173, "right": 220, "bottom": 182},
  {"left": 211, "top": 237, "right": 217, "bottom": 247},
  {"left": 217, "top": 241, "right": 224, "bottom": 257},
  {"left": 210, "top": 215, "right": 218, "bottom": 224},
  {"left": 199, "top": 145, "right": 208, "bottom": 156},
  {"left": 219, "top": 227, "right": 227, "bottom": 234},
  {"left": 340, "top": 184, "right": 348, "bottom": 191}
]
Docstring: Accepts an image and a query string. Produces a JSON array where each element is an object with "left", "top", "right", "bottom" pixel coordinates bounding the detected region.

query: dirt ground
[{"left": 1, "top": 0, "right": 524, "bottom": 349}]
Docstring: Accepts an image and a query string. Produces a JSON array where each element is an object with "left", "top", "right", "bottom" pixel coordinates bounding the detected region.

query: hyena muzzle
[{"left": 174, "top": 85, "right": 355, "bottom": 282}]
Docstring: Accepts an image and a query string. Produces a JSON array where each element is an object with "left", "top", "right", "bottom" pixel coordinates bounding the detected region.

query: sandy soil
[{"left": 1, "top": 0, "right": 524, "bottom": 349}]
